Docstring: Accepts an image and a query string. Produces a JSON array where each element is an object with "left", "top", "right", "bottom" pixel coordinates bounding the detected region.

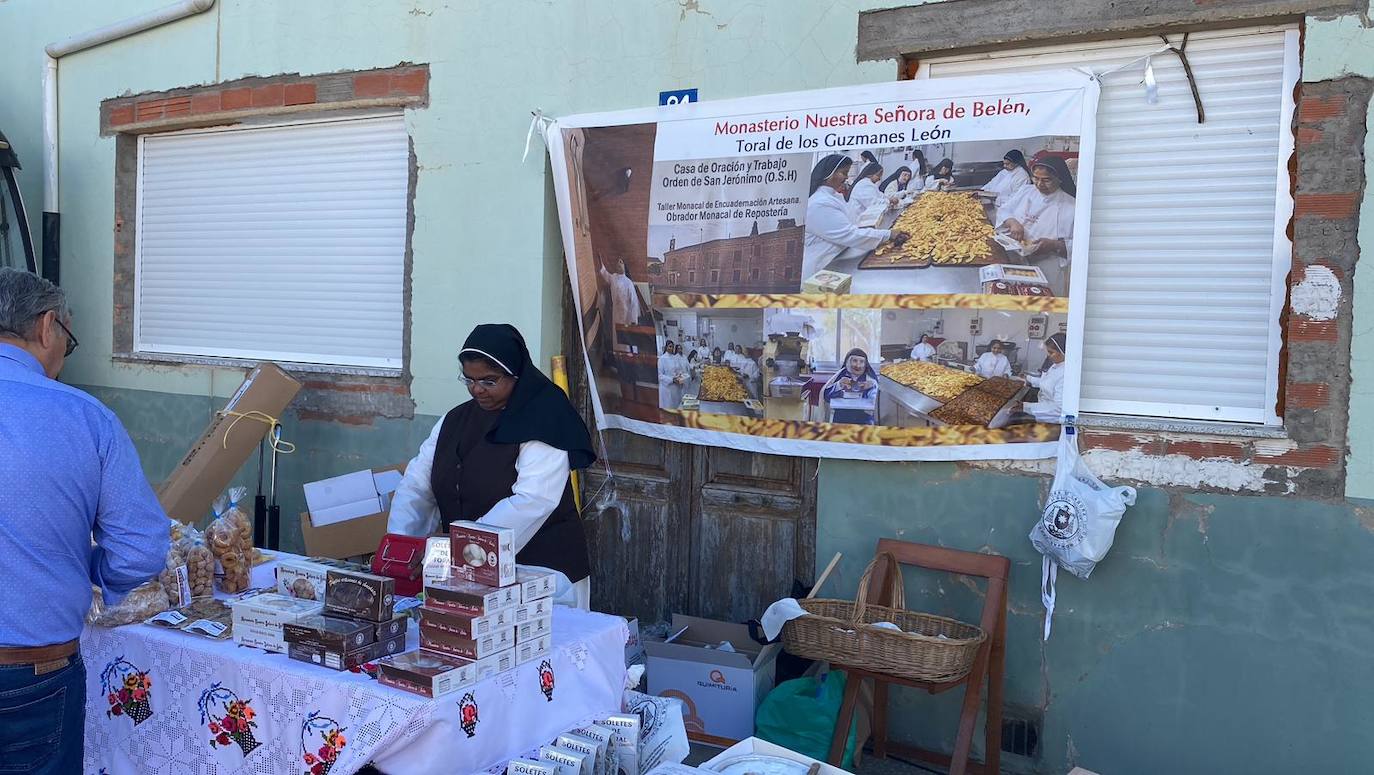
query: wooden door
[{"left": 563, "top": 279, "right": 818, "bottom": 625}]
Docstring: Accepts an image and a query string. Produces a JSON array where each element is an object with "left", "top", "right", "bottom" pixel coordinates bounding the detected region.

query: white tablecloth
[{"left": 81, "top": 560, "right": 629, "bottom": 775}]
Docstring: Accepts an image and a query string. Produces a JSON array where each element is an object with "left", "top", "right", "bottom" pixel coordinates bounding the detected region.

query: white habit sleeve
[
  {"left": 386, "top": 417, "right": 444, "bottom": 537},
  {"left": 479, "top": 441, "right": 571, "bottom": 553}
]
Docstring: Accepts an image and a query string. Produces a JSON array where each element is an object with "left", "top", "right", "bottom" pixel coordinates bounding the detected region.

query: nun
[
  {"left": 996, "top": 156, "right": 1077, "bottom": 257},
  {"left": 910, "top": 333, "right": 936, "bottom": 362},
  {"left": 879, "top": 166, "right": 914, "bottom": 196},
  {"left": 846, "top": 161, "right": 886, "bottom": 221},
  {"left": 802, "top": 154, "right": 907, "bottom": 280},
  {"left": 658, "top": 340, "right": 688, "bottom": 409},
  {"left": 822, "top": 348, "right": 880, "bottom": 425},
  {"left": 974, "top": 340, "right": 1012, "bottom": 378},
  {"left": 924, "top": 158, "right": 956, "bottom": 191},
  {"left": 983, "top": 150, "right": 1031, "bottom": 206},
  {"left": 388, "top": 324, "right": 596, "bottom": 608},
  {"left": 1022, "top": 333, "right": 1067, "bottom": 422}
]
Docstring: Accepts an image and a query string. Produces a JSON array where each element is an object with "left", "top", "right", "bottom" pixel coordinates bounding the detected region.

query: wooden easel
[{"left": 826, "top": 538, "right": 1009, "bottom": 775}]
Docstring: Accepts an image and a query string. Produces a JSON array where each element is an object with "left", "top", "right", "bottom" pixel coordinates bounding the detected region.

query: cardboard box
[
  {"left": 449, "top": 521, "right": 516, "bottom": 587},
  {"left": 477, "top": 648, "right": 516, "bottom": 679},
  {"left": 704, "top": 737, "right": 852, "bottom": 775},
  {"left": 377, "top": 650, "right": 480, "bottom": 698},
  {"left": 802, "top": 270, "right": 852, "bottom": 295},
  {"left": 516, "top": 633, "right": 552, "bottom": 665},
  {"left": 513, "top": 598, "right": 553, "bottom": 624},
  {"left": 230, "top": 593, "right": 322, "bottom": 644},
  {"left": 276, "top": 560, "right": 331, "bottom": 601},
  {"left": 516, "top": 567, "right": 556, "bottom": 602},
  {"left": 288, "top": 640, "right": 380, "bottom": 672},
  {"left": 625, "top": 618, "right": 646, "bottom": 667},
  {"left": 425, "top": 578, "right": 519, "bottom": 617},
  {"left": 419, "top": 621, "right": 514, "bottom": 660},
  {"left": 158, "top": 363, "right": 301, "bottom": 524},
  {"left": 507, "top": 760, "right": 557, "bottom": 775},
  {"left": 540, "top": 746, "right": 592, "bottom": 775},
  {"left": 374, "top": 633, "right": 407, "bottom": 659},
  {"left": 299, "top": 464, "right": 405, "bottom": 559},
  {"left": 419, "top": 604, "right": 514, "bottom": 640},
  {"left": 323, "top": 569, "right": 396, "bottom": 623},
  {"left": 283, "top": 614, "right": 375, "bottom": 651},
  {"left": 517, "top": 614, "right": 553, "bottom": 642},
  {"left": 645, "top": 614, "right": 780, "bottom": 742}
]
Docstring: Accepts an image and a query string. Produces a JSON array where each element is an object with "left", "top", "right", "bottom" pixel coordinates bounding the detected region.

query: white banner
[{"left": 548, "top": 72, "right": 1099, "bottom": 461}]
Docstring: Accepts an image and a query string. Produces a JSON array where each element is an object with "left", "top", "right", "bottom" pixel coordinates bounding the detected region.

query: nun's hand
[
  {"left": 1004, "top": 219, "right": 1026, "bottom": 241},
  {"left": 890, "top": 230, "right": 911, "bottom": 246}
]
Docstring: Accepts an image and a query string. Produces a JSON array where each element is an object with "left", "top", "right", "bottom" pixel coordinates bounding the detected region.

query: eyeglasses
[
  {"left": 462, "top": 375, "right": 510, "bottom": 391},
  {"left": 54, "top": 317, "right": 78, "bottom": 357},
  {"left": 1032, "top": 174, "right": 1057, "bottom": 184}
]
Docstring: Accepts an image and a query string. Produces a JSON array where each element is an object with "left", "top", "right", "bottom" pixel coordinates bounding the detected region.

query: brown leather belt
[{"left": 0, "top": 639, "right": 79, "bottom": 667}]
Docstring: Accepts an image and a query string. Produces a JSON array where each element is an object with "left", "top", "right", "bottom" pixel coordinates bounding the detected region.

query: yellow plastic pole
[{"left": 550, "top": 355, "right": 584, "bottom": 512}]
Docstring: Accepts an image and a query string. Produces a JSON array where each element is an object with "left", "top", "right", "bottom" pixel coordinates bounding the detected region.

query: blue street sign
[{"left": 659, "top": 89, "right": 699, "bottom": 106}]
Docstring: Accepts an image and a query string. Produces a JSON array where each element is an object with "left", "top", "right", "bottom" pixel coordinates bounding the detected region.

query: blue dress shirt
[{"left": 0, "top": 343, "right": 169, "bottom": 647}]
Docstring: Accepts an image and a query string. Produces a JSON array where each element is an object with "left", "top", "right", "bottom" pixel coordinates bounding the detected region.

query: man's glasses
[{"left": 54, "top": 317, "right": 78, "bottom": 357}]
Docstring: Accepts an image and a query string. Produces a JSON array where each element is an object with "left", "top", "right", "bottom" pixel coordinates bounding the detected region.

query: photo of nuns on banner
[{"left": 545, "top": 72, "right": 1099, "bottom": 460}]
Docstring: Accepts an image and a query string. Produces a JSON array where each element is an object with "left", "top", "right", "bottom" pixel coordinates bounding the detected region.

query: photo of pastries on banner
[
  {"left": 662, "top": 307, "right": 1069, "bottom": 428},
  {"left": 799, "top": 136, "right": 1079, "bottom": 296},
  {"left": 652, "top": 308, "right": 767, "bottom": 421}
]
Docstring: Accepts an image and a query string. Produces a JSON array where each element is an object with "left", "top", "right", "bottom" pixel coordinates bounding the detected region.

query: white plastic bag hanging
[{"left": 1030, "top": 419, "right": 1137, "bottom": 640}]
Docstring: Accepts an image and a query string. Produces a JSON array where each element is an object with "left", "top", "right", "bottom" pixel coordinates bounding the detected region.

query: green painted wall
[{"left": 2, "top": 2, "right": 1374, "bottom": 773}]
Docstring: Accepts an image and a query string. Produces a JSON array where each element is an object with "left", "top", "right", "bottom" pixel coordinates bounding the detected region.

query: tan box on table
[{"left": 299, "top": 464, "right": 405, "bottom": 559}]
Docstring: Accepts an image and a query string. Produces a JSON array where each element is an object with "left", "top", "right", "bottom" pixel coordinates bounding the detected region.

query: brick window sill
[
  {"left": 113, "top": 351, "right": 403, "bottom": 379},
  {"left": 1078, "top": 412, "right": 1289, "bottom": 439}
]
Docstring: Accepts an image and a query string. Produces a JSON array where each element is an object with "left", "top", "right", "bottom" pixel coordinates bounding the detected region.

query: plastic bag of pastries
[{"left": 206, "top": 487, "right": 253, "bottom": 593}]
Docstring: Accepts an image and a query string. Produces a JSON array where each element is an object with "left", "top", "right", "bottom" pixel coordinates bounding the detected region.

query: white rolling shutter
[
  {"left": 920, "top": 26, "right": 1297, "bottom": 424},
  {"left": 135, "top": 114, "right": 408, "bottom": 370}
]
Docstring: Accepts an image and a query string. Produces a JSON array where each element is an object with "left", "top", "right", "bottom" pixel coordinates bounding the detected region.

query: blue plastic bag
[{"left": 755, "top": 672, "right": 860, "bottom": 770}]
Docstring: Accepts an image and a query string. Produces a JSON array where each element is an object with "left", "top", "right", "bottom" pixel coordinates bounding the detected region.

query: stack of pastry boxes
[
  {"left": 245, "top": 557, "right": 409, "bottom": 670},
  {"left": 376, "top": 521, "right": 556, "bottom": 698}
]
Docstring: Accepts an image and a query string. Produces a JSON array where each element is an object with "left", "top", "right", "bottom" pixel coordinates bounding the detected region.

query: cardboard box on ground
[
  {"left": 157, "top": 363, "right": 301, "bottom": 524},
  {"left": 645, "top": 614, "right": 780, "bottom": 743}
]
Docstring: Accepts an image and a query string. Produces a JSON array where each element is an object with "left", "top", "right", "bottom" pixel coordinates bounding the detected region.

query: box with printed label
[
  {"left": 323, "top": 569, "right": 396, "bottom": 622},
  {"left": 476, "top": 648, "right": 516, "bottom": 680},
  {"left": 288, "top": 640, "right": 379, "bottom": 672},
  {"left": 418, "top": 604, "right": 514, "bottom": 640},
  {"left": 376, "top": 650, "right": 479, "bottom": 698},
  {"left": 555, "top": 734, "right": 606, "bottom": 775},
  {"left": 233, "top": 625, "right": 290, "bottom": 654},
  {"left": 599, "top": 714, "right": 642, "bottom": 775},
  {"left": 507, "top": 759, "right": 557, "bottom": 775},
  {"left": 516, "top": 633, "right": 552, "bottom": 665},
  {"left": 572, "top": 725, "right": 617, "bottom": 775},
  {"left": 448, "top": 521, "right": 516, "bottom": 587},
  {"left": 276, "top": 560, "right": 331, "bottom": 601},
  {"left": 644, "top": 614, "right": 780, "bottom": 741},
  {"left": 425, "top": 578, "right": 519, "bottom": 617},
  {"left": 374, "top": 634, "right": 407, "bottom": 659},
  {"left": 513, "top": 598, "right": 553, "bottom": 624},
  {"left": 540, "top": 745, "right": 592, "bottom": 775},
  {"left": 517, "top": 614, "right": 552, "bottom": 642},
  {"left": 230, "top": 593, "right": 323, "bottom": 630},
  {"left": 419, "top": 622, "right": 514, "bottom": 661},
  {"left": 283, "top": 615, "right": 375, "bottom": 651},
  {"left": 326, "top": 612, "right": 409, "bottom": 642},
  {"left": 516, "top": 567, "right": 556, "bottom": 602}
]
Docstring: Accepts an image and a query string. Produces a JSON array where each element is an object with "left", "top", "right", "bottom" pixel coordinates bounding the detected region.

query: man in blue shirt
[{"left": 0, "top": 268, "right": 168, "bottom": 773}]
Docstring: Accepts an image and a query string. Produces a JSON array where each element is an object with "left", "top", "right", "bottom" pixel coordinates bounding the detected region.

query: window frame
[
  {"left": 131, "top": 111, "right": 410, "bottom": 372},
  {"left": 912, "top": 25, "right": 1299, "bottom": 427}
]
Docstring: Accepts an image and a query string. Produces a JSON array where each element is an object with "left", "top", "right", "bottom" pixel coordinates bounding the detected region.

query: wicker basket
[{"left": 781, "top": 553, "right": 986, "bottom": 683}]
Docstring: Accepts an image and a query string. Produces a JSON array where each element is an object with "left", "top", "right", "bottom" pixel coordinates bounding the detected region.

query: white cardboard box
[
  {"left": 704, "top": 737, "right": 853, "bottom": 775},
  {"left": 305, "top": 470, "right": 384, "bottom": 527},
  {"left": 644, "top": 614, "right": 779, "bottom": 742}
]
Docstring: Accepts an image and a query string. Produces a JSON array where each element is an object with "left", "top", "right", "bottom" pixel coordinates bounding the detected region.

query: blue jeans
[{"left": 0, "top": 655, "right": 85, "bottom": 774}]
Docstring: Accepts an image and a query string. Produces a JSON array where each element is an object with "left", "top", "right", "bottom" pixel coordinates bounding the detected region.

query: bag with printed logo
[{"left": 1030, "top": 424, "right": 1136, "bottom": 640}]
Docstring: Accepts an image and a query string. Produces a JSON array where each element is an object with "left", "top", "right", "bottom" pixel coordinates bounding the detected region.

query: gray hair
[{"left": 0, "top": 268, "right": 69, "bottom": 339}]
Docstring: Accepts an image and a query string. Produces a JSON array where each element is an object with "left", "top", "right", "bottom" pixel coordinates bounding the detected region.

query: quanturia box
[
  {"left": 449, "top": 521, "right": 516, "bottom": 587},
  {"left": 645, "top": 614, "right": 780, "bottom": 742}
]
